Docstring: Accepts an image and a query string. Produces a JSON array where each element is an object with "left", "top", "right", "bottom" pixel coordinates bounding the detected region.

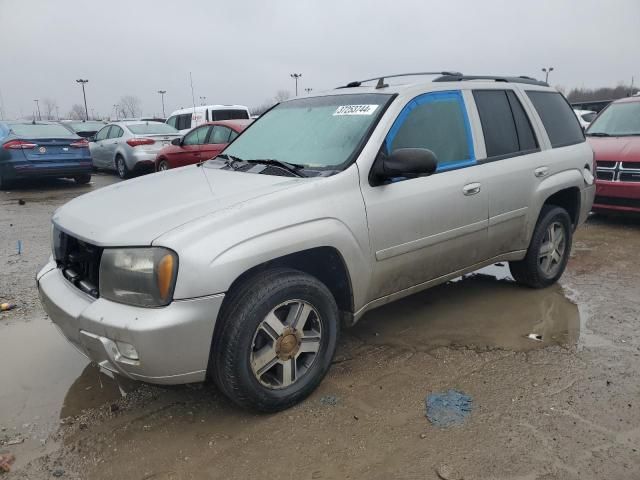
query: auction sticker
[{"left": 333, "top": 105, "right": 378, "bottom": 116}]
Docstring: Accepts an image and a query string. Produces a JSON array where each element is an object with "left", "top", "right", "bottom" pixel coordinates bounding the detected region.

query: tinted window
[
  {"left": 506, "top": 91, "right": 538, "bottom": 151},
  {"left": 9, "top": 123, "right": 76, "bottom": 138},
  {"left": 211, "top": 109, "right": 249, "bottom": 121},
  {"left": 176, "top": 114, "right": 192, "bottom": 130},
  {"left": 108, "top": 126, "right": 124, "bottom": 139},
  {"left": 388, "top": 92, "right": 472, "bottom": 168},
  {"left": 166, "top": 116, "right": 177, "bottom": 128},
  {"left": 127, "top": 123, "right": 179, "bottom": 135},
  {"left": 94, "top": 126, "right": 111, "bottom": 141},
  {"left": 473, "top": 91, "right": 519, "bottom": 157},
  {"left": 526, "top": 91, "right": 584, "bottom": 147},
  {"left": 210, "top": 126, "right": 231, "bottom": 144},
  {"left": 183, "top": 126, "right": 208, "bottom": 145}
]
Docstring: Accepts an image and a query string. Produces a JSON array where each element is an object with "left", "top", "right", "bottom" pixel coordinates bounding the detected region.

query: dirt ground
[{"left": 1, "top": 173, "right": 639, "bottom": 479}]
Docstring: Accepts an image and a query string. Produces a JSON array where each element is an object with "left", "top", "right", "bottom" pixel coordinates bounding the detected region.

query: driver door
[
  {"left": 172, "top": 126, "right": 209, "bottom": 168},
  {"left": 361, "top": 90, "right": 491, "bottom": 300},
  {"left": 90, "top": 126, "right": 111, "bottom": 167}
]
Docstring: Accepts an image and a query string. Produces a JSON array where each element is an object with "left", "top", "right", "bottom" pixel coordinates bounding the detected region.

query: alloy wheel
[{"left": 538, "top": 221, "right": 566, "bottom": 277}]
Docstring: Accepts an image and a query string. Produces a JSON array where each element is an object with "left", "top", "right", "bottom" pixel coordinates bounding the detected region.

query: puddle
[
  {"left": 358, "top": 264, "right": 580, "bottom": 352},
  {"left": 0, "top": 316, "right": 133, "bottom": 467}
]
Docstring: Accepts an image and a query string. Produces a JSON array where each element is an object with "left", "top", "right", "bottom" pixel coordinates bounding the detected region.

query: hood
[
  {"left": 53, "top": 165, "right": 306, "bottom": 246},
  {"left": 587, "top": 136, "right": 640, "bottom": 163}
]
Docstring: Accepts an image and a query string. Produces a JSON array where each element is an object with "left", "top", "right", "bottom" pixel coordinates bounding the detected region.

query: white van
[{"left": 166, "top": 105, "right": 251, "bottom": 134}]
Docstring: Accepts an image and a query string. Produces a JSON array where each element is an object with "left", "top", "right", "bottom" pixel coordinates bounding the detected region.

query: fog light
[{"left": 115, "top": 341, "right": 139, "bottom": 361}]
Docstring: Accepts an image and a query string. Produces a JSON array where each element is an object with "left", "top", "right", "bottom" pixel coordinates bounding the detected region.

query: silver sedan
[{"left": 89, "top": 121, "right": 181, "bottom": 179}]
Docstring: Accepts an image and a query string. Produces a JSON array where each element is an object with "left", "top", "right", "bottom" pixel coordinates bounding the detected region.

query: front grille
[
  {"left": 53, "top": 229, "right": 102, "bottom": 297},
  {"left": 620, "top": 172, "right": 640, "bottom": 183},
  {"left": 596, "top": 170, "right": 615, "bottom": 181},
  {"left": 594, "top": 196, "right": 640, "bottom": 209},
  {"left": 621, "top": 162, "right": 640, "bottom": 170},
  {"left": 597, "top": 160, "right": 617, "bottom": 169}
]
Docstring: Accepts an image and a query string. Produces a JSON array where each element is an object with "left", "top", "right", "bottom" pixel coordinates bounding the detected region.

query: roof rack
[
  {"left": 338, "top": 71, "right": 463, "bottom": 89},
  {"left": 433, "top": 74, "right": 548, "bottom": 86}
]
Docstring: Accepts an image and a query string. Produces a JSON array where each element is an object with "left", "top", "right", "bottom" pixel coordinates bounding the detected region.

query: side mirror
[
  {"left": 371, "top": 148, "right": 438, "bottom": 183},
  {"left": 171, "top": 137, "right": 182, "bottom": 146}
]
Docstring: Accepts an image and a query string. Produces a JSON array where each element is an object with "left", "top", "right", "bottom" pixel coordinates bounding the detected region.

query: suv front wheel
[
  {"left": 211, "top": 268, "right": 339, "bottom": 412},
  {"left": 510, "top": 205, "right": 573, "bottom": 288}
]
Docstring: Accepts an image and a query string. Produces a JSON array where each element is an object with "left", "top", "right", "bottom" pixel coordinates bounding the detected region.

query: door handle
[
  {"left": 534, "top": 166, "right": 549, "bottom": 178},
  {"left": 463, "top": 182, "right": 481, "bottom": 196}
]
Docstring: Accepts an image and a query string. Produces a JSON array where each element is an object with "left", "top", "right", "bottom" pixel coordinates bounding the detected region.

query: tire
[
  {"left": 0, "top": 172, "right": 9, "bottom": 190},
  {"left": 74, "top": 173, "right": 91, "bottom": 184},
  {"left": 509, "top": 205, "right": 573, "bottom": 288},
  {"left": 210, "top": 268, "right": 339, "bottom": 412},
  {"left": 157, "top": 159, "right": 170, "bottom": 172},
  {"left": 115, "top": 155, "right": 130, "bottom": 179}
]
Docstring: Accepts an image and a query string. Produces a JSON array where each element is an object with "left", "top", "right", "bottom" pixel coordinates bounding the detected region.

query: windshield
[
  {"left": 586, "top": 102, "right": 640, "bottom": 136},
  {"left": 221, "top": 94, "right": 393, "bottom": 170},
  {"left": 9, "top": 123, "right": 77, "bottom": 138},
  {"left": 127, "top": 123, "right": 179, "bottom": 135}
]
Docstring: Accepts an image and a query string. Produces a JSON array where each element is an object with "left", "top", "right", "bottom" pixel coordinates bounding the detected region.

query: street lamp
[
  {"left": 157, "top": 90, "right": 167, "bottom": 117},
  {"left": 75, "top": 79, "right": 89, "bottom": 120},
  {"left": 290, "top": 73, "right": 302, "bottom": 96},
  {"left": 541, "top": 67, "right": 554, "bottom": 83},
  {"left": 33, "top": 99, "right": 41, "bottom": 121},
  {"left": 304, "top": 88, "right": 313, "bottom": 94},
  {"left": 113, "top": 104, "right": 119, "bottom": 120}
]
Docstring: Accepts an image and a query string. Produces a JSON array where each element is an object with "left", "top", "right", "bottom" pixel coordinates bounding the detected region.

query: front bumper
[
  {"left": 37, "top": 260, "right": 223, "bottom": 384},
  {"left": 593, "top": 180, "right": 640, "bottom": 213}
]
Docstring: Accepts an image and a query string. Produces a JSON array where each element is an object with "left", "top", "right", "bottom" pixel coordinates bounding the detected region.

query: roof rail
[
  {"left": 433, "top": 74, "right": 548, "bottom": 86},
  {"left": 338, "top": 71, "right": 463, "bottom": 89}
]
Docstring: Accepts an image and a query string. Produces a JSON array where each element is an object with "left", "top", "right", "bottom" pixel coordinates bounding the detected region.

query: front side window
[
  {"left": 95, "top": 126, "right": 111, "bottom": 141},
  {"left": 183, "top": 126, "right": 208, "bottom": 145},
  {"left": 385, "top": 90, "right": 474, "bottom": 172},
  {"left": 586, "top": 101, "right": 640, "bottom": 136},
  {"left": 526, "top": 91, "right": 584, "bottom": 147},
  {"left": 210, "top": 126, "right": 231, "bottom": 144},
  {"left": 222, "top": 93, "right": 393, "bottom": 170}
]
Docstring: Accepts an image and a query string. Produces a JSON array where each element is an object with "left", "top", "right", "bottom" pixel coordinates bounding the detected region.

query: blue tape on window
[{"left": 385, "top": 91, "right": 476, "bottom": 173}]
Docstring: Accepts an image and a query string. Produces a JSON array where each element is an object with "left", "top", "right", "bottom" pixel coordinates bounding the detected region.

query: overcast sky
[{"left": 0, "top": 0, "right": 638, "bottom": 119}]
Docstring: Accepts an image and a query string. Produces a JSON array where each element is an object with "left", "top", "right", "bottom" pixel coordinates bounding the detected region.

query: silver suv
[{"left": 38, "top": 72, "right": 595, "bottom": 412}]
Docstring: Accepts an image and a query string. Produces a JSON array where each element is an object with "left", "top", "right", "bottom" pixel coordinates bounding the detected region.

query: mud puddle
[
  {"left": 356, "top": 264, "right": 580, "bottom": 352},
  {"left": 0, "top": 317, "right": 133, "bottom": 468}
]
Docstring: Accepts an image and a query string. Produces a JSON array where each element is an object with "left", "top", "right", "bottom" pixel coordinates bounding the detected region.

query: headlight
[{"left": 99, "top": 247, "right": 178, "bottom": 307}]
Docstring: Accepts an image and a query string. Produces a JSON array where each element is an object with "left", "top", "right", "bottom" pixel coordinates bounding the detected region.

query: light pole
[
  {"left": 304, "top": 88, "right": 313, "bottom": 94},
  {"left": 541, "top": 67, "right": 554, "bottom": 83},
  {"left": 199, "top": 96, "right": 206, "bottom": 106},
  {"left": 33, "top": 99, "right": 41, "bottom": 120},
  {"left": 290, "top": 73, "right": 302, "bottom": 96},
  {"left": 157, "top": 90, "right": 167, "bottom": 117},
  {"left": 76, "top": 79, "right": 89, "bottom": 120},
  {"left": 113, "top": 104, "right": 119, "bottom": 120}
]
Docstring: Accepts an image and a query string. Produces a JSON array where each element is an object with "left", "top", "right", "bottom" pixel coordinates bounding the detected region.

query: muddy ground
[{"left": 1, "top": 173, "right": 639, "bottom": 479}]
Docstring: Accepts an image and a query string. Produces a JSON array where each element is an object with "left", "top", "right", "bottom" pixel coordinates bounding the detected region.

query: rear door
[
  {"left": 201, "top": 125, "right": 232, "bottom": 159},
  {"left": 471, "top": 89, "right": 541, "bottom": 256}
]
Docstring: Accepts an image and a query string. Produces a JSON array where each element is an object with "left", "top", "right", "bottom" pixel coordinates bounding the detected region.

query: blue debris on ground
[
  {"left": 319, "top": 395, "right": 339, "bottom": 406},
  {"left": 425, "top": 389, "right": 473, "bottom": 427}
]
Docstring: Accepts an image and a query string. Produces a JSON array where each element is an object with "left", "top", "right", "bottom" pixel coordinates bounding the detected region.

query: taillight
[
  {"left": 70, "top": 139, "right": 89, "bottom": 148},
  {"left": 3, "top": 140, "right": 37, "bottom": 150},
  {"left": 126, "top": 138, "right": 155, "bottom": 147}
]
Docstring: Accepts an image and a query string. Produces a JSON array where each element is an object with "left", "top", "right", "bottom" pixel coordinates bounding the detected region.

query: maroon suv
[{"left": 587, "top": 96, "right": 640, "bottom": 213}]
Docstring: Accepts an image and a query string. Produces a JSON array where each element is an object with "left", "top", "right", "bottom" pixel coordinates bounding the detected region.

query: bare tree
[
  {"left": 566, "top": 83, "right": 639, "bottom": 103},
  {"left": 119, "top": 95, "right": 142, "bottom": 118},
  {"left": 42, "top": 98, "right": 58, "bottom": 120},
  {"left": 67, "top": 104, "right": 86, "bottom": 120},
  {"left": 274, "top": 90, "right": 291, "bottom": 103},
  {"left": 250, "top": 101, "right": 274, "bottom": 116}
]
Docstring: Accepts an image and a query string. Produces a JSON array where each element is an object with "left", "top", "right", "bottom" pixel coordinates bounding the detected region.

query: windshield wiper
[
  {"left": 586, "top": 132, "right": 610, "bottom": 137},
  {"left": 214, "top": 153, "right": 244, "bottom": 168},
  {"left": 244, "top": 159, "right": 306, "bottom": 177}
]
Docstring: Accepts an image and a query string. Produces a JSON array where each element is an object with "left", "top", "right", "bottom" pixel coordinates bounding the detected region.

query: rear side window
[
  {"left": 95, "top": 126, "right": 111, "bottom": 141},
  {"left": 473, "top": 90, "right": 538, "bottom": 158},
  {"left": 108, "top": 126, "right": 124, "bottom": 139},
  {"left": 210, "top": 126, "right": 232, "bottom": 144},
  {"left": 526, "top": 91, "right": 584, "bottom": 147},
  {"left": 176, "top": 114, "right": 191, "bottom": 130},
  {"left": 386, "top": 91, "right": 474, "bottom": 171},
  {"left": 211, "top": 109, "right": 249, "bottom": 121}
]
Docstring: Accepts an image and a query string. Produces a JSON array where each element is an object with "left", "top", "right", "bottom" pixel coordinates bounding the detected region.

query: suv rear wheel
[
  {"left": 509, "top": 205, "right": 572, "bottom": 288},
  {"left": 211, "top": 268, "right": 339, "bottom": 412}
]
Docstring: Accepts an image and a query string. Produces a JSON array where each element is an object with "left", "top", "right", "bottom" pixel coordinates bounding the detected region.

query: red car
[
  {"left": 587, "top": 96, "right": 640, "bottom": 213},
  {"left": 155, "top": 119, "right": 252, "bottom": 171}
]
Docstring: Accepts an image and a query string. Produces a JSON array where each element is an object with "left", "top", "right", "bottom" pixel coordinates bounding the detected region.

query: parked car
[
  {"left": 61, "top": 120, "right": 107, "bottom": 139},
  {"left": 0, "top": 121, "right": 92, "bottom": 188},
  {"left": 586, "top": 96, "right": 640, "bottom": 213},
  {"left": 166, "top": 105, "right": 250, "bottom": 134},
  {"left": 89, "top": 121, "right": 181, "bottom": 179},
  {"left": 573, "top": 109, "right": 597, "bottom": 129},
  {"left": 571, "top": 100, "right": 612, "bottom": 114},
  {"left": 156, "top": 119, "right": 252, "bottom": 171},
  {"left": 38, "top": 73, "right": 594, "bottom": 412}
]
